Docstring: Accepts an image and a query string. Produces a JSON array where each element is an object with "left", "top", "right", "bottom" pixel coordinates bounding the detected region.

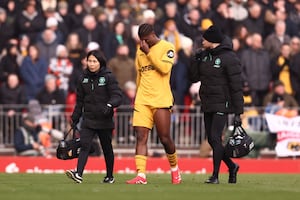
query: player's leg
[
  {"left": 154, "top": 108, "right": 181, "bottom": 184},
  {"left": 126, "top": 104, "right": 152, "bottom": 184},
  {"left": 126, "top": 126, "right": 149, "bottom": 184},
  {"left": 204, "top": 112, "right": 234, "bottom": 184},
  {"left": 98, "top": 129, "right": 115, "bottom": 183},
  {"left": 66, "top": 128, "right": 94, "bottom": 183}
]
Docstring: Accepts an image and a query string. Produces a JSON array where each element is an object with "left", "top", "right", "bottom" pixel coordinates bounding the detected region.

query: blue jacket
[{"left": 20, "top": 56, "right": 48, "bottom": 101}]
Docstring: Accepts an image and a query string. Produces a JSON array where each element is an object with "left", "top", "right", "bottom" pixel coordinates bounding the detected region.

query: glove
[
  {"left": 233, "top": 114, "right": 242, "bottom": 127},
  {"left": 103, "top": 103, "right": 113, "bottom": 116}
]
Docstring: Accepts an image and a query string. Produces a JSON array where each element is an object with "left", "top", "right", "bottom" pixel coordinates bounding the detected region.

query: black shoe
[
  {"left": 66, "top": 170, "right": 83, "bottom": 183},
  {"left": 103, "top": 176, "right": 115, "bottom": 184},
  {"left": 204, "top": 176, "right": 219, "bottom": 184},
  {"left": 228, "top": 164, "right": 239, "bottom": 184}
]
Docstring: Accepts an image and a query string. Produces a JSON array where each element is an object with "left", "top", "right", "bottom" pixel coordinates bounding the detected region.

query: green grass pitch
[{"left": 0, "top": 173, "right": 299, "bottom": 200}]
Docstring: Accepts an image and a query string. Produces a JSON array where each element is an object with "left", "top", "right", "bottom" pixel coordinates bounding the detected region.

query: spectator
[
  {"left": 86, "top": 41, "right": 101, "bottom": 52},
  {"left": 104, "top": 0, "right": 118, "bottom": 25},
  {"left": 103, "top": 20, "right": 133, "bottom": 60},
  {"left": 0, "top": 7, "right": 15, "bottom": 54},
  {"left": 20, "top": 44, "right": 48, "bottom": 101},
  {"left": 158, "top": 1, "right": 182, "bottom": 32},
  {"left": 15, "top": 0, "right": 45, "bottom": 43},
  {"left": 36, "top": 28, "right": 60, "bottom": 64},
  {"left": 171, "top": 36, "right": 193, "bottom": 106},
  {"left": 17, "top": 34, "right": 31, "bottom": 65},
  {"left": 263, "top": 80, "right": 298, "bottom": 149},
  {"left": 107, "top": 44, "right": 136, "bottom": 91},
  {"left": 4, "top": 0, "right": 18, "bottom": 27},
  {"left": 36, "top": 74, "right": 66, "bottom": 105},
  {"left": 36, "top": 74, "right": 66, "bottom": 131},
  {"left": 44, "top": 16, "right": 64, "bottom": 43},
  {"left": 114, "top": 2, "right": 137, "bottom": 36},
  {"left": 66, "top": 52, "right": 87, "bottom": 118},
  {"left": 76, "top": 14, "right": 104, "bottom": 50},
  {"left": 83, "top": 0, "right": 99, "bottom": 14},
  {"left": 0, "top": 73, "right": 27, "bottom": 107},
  {"left": 68, "top": 2, "right": 87, "bottom": 33},
  {"left": 233, "top": 25, "right": 250, "bottom": 50},
  {"left": 65, "top": 32, "right": 84, "bottom": 70},
  {"left": 229, "top": 0, "right": 248, "bottom": 27},
  {"left": 289, "top": 0, "right": 300, "bottom": 36},
  {"left": 121, "top": 80, "right": 137, "bottom": 106},
  {"left": 56, "top": 1, "right": 72, "bottom": 37},
  {"left": 264, "top": 20, "right": 291, "bottom": 59},
  {"left": 264, "top": 80, "right": 298, "bottom": 116},
  {"left": 159, "top": 19, "right": 185, "bottom": 53},
  {"left": 289, "top": 36, "right": 300, "bottom": 56},
  {"left": 274, "top": 6, "right": 298, "bottom": 38},
  {"left": 40, "top": 0, "right": 56, "bottom": 12},
  {"left": 68, "top": 52, "right": 87, "bottom": 94},
  {"left": 179, "top": 8, "right": 202, "bottom": 41},
  {"left": 141, "top": 9, "right": 162, "bottom": 35},
  {"left": 271, "top": 43, "right": 293, "bottom": 95},
  {"left": 0, "top": 43, "right": 20, "bottom": 83},
  {"left": 0, "top": 73, "right": 27, "bottom": 143},
  {"left": 14, "top": 99, "right": 63, "bottom": 157},
  {"left": 14, "top": 116, "right": 48, "bottom": 156},
  {"left": 94, "top": 7, "right": 111, "bottom": 48},
  {"left": 264, "top": 0, "right": 285, "bottom": 36},
  {"left": 211, "top": 1, "right": 234, "bottom": 37},
  {"left": 199, "top": 0, "right": 214, "bottom": 19},
  {"left": 290, "top": 44, "right": 300, "bottom": 105},
  {"left": 243, "top": 2, "right": 265, "bottom": 37},
  {"left": 48, "top": 44, "right": 74, "bottom": 96},
  {"left": 241, "top": 33, "right": 272, "bottom": 106},
  {"left": 147, "top": 0, "right": 164, "bottom": 22}
]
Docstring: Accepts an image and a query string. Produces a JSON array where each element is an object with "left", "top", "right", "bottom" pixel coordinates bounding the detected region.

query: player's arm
[
  {"left": 147, "top": 45, "right": 174, "bottom": 75},
  {"left": 135, "top": 56, "right": 141, "bottom": 87}
]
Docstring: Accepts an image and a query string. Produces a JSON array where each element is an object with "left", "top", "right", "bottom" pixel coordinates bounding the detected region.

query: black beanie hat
[{"left": 202, "top": 25, "right": 224, "bottom": 43}]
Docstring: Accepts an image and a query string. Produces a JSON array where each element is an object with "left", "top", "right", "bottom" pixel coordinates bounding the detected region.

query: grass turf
[{"left": 0, "top": 173, "right": 299, "bottom": 200}]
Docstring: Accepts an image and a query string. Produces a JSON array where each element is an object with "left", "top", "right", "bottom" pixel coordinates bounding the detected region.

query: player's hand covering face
[{"left": 139, "top": 33, "right": 156, "bottom": 54}]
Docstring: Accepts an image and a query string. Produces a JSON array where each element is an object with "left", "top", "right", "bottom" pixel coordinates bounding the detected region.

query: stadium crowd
[{"left": 1, "top": 0, "right": 300, "bottom": 155}]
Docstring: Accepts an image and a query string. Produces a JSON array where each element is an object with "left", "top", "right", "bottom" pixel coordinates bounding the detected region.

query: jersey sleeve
[{"left": 147, "top": 42, "right": 175, "bottom": 75}]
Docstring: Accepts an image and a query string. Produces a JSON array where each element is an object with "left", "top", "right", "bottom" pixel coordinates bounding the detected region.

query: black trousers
[
  {"left": 204, "top": 112, "right": 235, "bottom": 178},
  {"left": 76, "top": 128, "right": 114, "bottom": 178}
]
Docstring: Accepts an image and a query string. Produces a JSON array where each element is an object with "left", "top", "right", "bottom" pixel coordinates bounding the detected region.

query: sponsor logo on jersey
[
  {"left": 167, "top": 50, "right": 174, "bottom": 58},
  {"left": 139, "top": 65, "right": 155, "bottom": 72}
]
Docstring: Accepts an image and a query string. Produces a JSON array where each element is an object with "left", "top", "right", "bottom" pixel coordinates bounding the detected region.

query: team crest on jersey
[
  {"left": 98, "top": 77, "right": 106, "bottom": 86},
  {"left": 167, "top": 50, "right": 174, "bottom": 58},
  {"left": 82, "top": 78, "right": 89, "bottom": 83},
  {"left": 213, "top": 58, "right": 221, "bottom": 68}
]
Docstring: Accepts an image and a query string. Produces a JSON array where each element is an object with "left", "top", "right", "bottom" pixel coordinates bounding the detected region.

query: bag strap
[
  {"left": 231, "top": 124, "right": 247, "bottom": 137},
  {"left": 63, "top": 127, "right": 77, "bottom": 140}
]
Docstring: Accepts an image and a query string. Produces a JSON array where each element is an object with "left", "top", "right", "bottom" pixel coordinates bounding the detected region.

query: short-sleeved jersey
[{"left": 134, "top": 40, "right": 175, "bottom": 107}]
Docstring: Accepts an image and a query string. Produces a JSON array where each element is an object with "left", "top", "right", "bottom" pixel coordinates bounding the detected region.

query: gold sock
[
  {"left": 135, "top": 155, "right": 147, "bottom": 174},
  {"left": 166, "top": 152, "right": 178, "bottom": 169}
]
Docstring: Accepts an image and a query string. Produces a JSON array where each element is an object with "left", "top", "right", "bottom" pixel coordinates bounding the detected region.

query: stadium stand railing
[{"left": 0, "top": 104, "right": 273, "bottom": 157}]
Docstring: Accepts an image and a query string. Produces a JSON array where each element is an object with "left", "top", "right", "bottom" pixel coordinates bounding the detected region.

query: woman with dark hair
[
  {"left": 66, "top": 50, "right": 123, "bottom": 184},
  {"left": 0, "top": 43, "right": 20, "bottom": 83}
]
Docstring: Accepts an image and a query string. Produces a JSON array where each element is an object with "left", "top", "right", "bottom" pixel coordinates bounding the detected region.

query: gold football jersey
[{"left": 134, "top": 40, "right": 175, "bottom": 107}]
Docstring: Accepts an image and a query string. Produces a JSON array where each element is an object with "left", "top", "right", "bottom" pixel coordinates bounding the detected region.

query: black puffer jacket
[
  {"left": 71, "top": 67, "right": 123, "bottom": 129},
  {"left": 189, "top": 37, "right": 244, "bottom": 114}
]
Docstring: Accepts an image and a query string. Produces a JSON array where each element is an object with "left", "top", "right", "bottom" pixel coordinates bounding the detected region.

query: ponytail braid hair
[{"left": 138, "top": 23, "right": 155, "bottom": 38}]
